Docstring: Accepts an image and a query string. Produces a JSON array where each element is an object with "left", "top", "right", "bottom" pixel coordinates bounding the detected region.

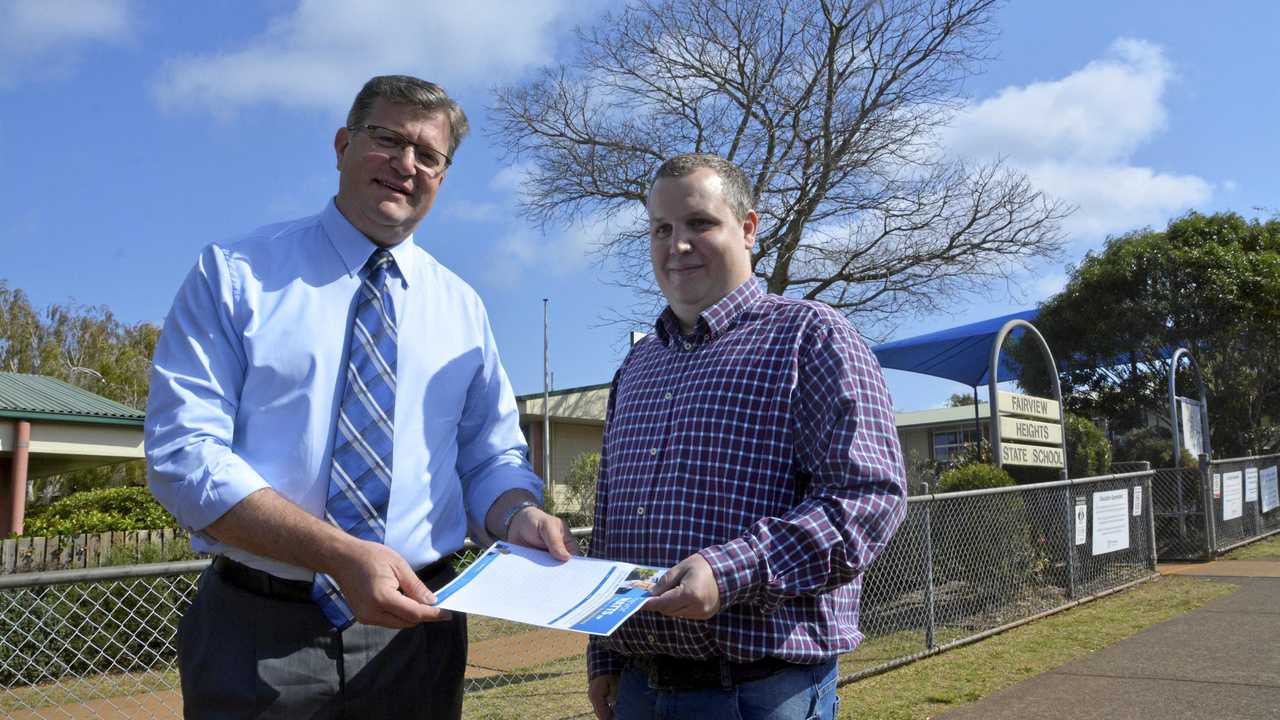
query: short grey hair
[
  {"left": 346, "top": 75, "right": 470, "bottom": 156},
  {"left": 651, "top": 153, "right": 754, "bottom": 221}
]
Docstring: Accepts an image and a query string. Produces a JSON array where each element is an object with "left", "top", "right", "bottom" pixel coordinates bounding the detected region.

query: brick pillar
[{"left": 2, "top": 420, "right": 30, "bottom": 537}]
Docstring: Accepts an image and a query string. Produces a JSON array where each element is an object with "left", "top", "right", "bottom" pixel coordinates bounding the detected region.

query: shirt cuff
[
  {"left": 587, "top": 638, "right": 627, "bottom": 680},
  {"left": 462, "top": 453, "right": 544, "bottom": 545},
  {"left": 698, "top": 537, "right": 762, "bottom": 610}
]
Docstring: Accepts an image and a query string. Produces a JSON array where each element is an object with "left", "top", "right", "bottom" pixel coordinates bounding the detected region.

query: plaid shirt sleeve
[
  {"left": 587, "top": 366, "right": 628, "bottom": 680},
  {"left": 699, "top": 313, "right": 908, "bottom": 612}
]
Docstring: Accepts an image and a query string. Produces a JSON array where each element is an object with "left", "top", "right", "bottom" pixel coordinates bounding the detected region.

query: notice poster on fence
[
  {"left": 1245, "top": 467, "right": 1259, "bottom": 503},
  {"left": 1091, "top": 489, "right": 1130, "bottom": 555},
  {"left": 1222, "top": 471, "right": 1244, "bottom": 521},
  {"left": 433, "top": 542, "right": 667, "bottom": 636},
  {"left": 1074, "top": 501, "right": 1088, "bottom": 545},
  {"left": 1214, "top": 473, "right": 1222, "bottom": 499},
  {"left": 1261, "top": 467, "right": 1279, "bottom": 514},
  {"left": 1132, "top": 485, "right": 1143, "bottom": 516}
]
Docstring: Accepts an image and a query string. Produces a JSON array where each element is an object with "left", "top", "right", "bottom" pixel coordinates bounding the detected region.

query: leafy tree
[
  {"left": 492, "top": 0, "right": 1068, "bottom": 331},
  {"left": 562, "top": 451, "right": 601, "bottom": 523},
  {"left": 1064, "top": 414, "right": 1110, "bottom": 478},
  {"left": 946, "top": 392, "right": 980, "bottom": 407},
  {"left": 1017, "top": 212, "right": 1280, "bottom": 457},
  {"left": 0, "top": 281, "right": 160, "bottom": 496}
]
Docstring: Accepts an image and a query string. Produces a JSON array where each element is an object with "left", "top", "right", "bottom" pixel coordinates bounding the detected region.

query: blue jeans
[{"left": 615, "top": 657, "right": 839, "bottom": 720}]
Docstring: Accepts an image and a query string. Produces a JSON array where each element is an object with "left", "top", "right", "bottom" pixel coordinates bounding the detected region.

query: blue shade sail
[{"left": 871, "top": 310, "right": 1038, "bottom": 387}]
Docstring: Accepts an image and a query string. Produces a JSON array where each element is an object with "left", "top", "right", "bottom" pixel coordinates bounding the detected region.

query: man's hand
[
  {"left": 588, "top": 674, "right": 620, "bottom": 720},
  {"left": 644, "top": 552, "right": 721, "bottom": 620},
  {"left": 327, "top": 538, "right": 452, "bottom": 628},
  {"left": 506, "top": 507, "right": 581, "bottom": 561}
]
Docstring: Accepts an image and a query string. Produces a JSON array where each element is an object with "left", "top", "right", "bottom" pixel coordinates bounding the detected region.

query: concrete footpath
[{"left": 937, "top": 559, "right": 1280, "bottom": 720}]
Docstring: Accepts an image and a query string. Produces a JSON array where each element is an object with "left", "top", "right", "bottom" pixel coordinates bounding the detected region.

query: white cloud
[
  {"left": 946, "top": 38, "right": 1212, "bottom": 242},
  {"left": 1033, "top": 271, "right": 1068, "bottom": 301},
  {"left": 0, "top": 0, "right": 132, "bottom": 84},
  {"left": 153, "top": 0, "right": 573, "bottom": 116},
  {"left": 487, "top": 206, "right": 644, "bottom": 285},
  {"left": 489, "top": 163, "right": 536, "bottom": 194},
  {"left": 443, "top": 200, "right": 503, "bottom": 223},
  {"left": 1028, "top": 162, "right": 1210, "bottom": 237}
]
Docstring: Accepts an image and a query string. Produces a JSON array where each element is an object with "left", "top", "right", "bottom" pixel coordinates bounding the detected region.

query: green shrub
[
  {"left": 937, "top": 463, "right": 1015, "bottom": 493},
  {"left": 0, "top": 573, "right": 193, "bottom": 687},
  {"left": 562, "top": 451, "right": 601, "bottom": 523},
  {"left": 933, "top": 462, "right": 1048, "bottom": 602},
  {"left": 1065, "top": 414, "right": 1111, "bottom": 478},
  {"left": 22, "top": 487, "right": 178, "bottom": 536},
  {"left": 1113, "top": 426, "right": 1197, "bottom": 469}
]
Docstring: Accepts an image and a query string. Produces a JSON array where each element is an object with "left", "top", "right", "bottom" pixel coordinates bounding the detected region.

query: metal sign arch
[
  {"left": 1169, "top": 347, "right": 1212, "bottom": 462},
  {"left": 988, "top": 319, "right": 1068, "bottom": 481}
]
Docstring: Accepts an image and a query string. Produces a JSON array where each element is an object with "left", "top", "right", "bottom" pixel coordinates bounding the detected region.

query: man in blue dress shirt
[{"left": 145, "top": 75, "right": 573, "bottom": 719}]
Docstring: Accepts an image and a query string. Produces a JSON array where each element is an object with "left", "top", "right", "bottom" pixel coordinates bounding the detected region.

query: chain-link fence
[
  {"left": 1207, "top": 453, "right": 1280, "bottom": 555},
  {"left": 2, "top": 474, "right": 1160, "bottom": 719},
  {"left": 1148, "top": 453, "right": 1280, "bottom": 560},
  {"left": 850, "top": 470, "right": 1157, "bottom": 681},
  {"left": 1150, "top": 465, "right": 1211, "bottom": 561}
]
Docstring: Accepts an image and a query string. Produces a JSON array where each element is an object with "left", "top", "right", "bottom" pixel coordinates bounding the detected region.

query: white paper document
[
  {"left": 1073, "top": 502, "right": 1088, "bottom": 545},
  {"left": 1245, "top": 467, "right": 1259, "bottom": 503},
  {"left": 433, "top": 542, "right": 666, "bottom": 636},
  {"left": 1131, "top": 485, "right": 1143, "bottom": 516},
  {"left": 1222, "top": 471, "right": 1243, "bottom": 521},
  {"left": 1260, "top": 466, "right": 1279, "bottom": 514},
  {"left": 1092, "top": 489, "right": 1129, "bottom": 555}
]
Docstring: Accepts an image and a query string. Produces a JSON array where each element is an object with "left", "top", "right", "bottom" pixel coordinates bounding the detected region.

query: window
[{"left": 932, "top": 427, "right": 983, "bottom": 463}]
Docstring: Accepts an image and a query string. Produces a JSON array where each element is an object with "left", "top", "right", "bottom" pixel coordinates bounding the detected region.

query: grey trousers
[{"left": 178, "top": 567, "right": 467, "bottom": 720}]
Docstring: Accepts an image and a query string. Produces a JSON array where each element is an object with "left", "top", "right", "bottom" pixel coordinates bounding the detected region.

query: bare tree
[{"left": 492, "top": 0, "right": 1069, "bottom": 333}]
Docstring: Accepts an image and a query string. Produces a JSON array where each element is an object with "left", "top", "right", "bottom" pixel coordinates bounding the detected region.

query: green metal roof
[{"left": 0, "top": 373, "right": 145, "bottom": 427}]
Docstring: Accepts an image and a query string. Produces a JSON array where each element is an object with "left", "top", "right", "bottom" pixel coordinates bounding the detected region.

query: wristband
[{"left": 501, "top": 499, "right": 540, "bottom": 538}]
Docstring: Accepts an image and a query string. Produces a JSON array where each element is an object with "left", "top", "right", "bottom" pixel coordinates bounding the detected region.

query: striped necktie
[{"left": 312, "top": 248, "right": 398, "bottom": 630}]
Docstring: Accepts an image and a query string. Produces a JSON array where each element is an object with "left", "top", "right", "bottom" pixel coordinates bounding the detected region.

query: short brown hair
[
  {"left": 651, "top": 153, "right": 754, "bottom": 220},
  {"left": 346, "top": 75, "right": 470, "bottom": 156}
]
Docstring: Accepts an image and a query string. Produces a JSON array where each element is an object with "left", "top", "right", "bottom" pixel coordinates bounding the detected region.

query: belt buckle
[{"left": 646, "top": 660, "right": 682, "bottom": 691}]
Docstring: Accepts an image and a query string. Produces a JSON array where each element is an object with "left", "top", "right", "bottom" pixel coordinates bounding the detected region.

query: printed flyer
[{"left": 433, "top": 542, "right": 667, "bottom": 636}]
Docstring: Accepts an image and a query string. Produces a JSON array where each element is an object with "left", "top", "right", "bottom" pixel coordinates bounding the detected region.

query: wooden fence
[{"left": 0, "top": 529, "right": 194, "bottom": 575}]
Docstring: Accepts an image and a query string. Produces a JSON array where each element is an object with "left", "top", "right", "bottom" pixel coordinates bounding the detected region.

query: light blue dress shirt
[{"left": 146, "top": 200, "right": 541, "bottom": 580}]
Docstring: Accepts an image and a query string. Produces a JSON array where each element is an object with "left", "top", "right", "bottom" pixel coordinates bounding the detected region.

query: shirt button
[
  {"left": 664, "top": 391, "right": 672, "bottom": 400},
  {"left": 650, "top": 447, "right": 657, "bottom": 456},
  {"left": 683, "top": 342, "right": 692, "bottom": 350},
  {"left": 637, "top": 506, "right": 646, "bottom": 516},
  {"left": 647, "top": 633, "right": 657, "bottom": 643}
]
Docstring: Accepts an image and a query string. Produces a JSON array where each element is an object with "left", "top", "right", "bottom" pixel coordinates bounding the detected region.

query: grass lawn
[
  {"left": 835, "top": 575, "right": 1236, "bottom": 719},
  {"left": 1221, "top": 531, "right": 1280, "bottom": 560}
]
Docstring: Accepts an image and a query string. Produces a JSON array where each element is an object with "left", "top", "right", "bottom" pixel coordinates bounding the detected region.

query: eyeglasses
[{"left": 349, "top": 124, "right": 452, "bottom": 177}]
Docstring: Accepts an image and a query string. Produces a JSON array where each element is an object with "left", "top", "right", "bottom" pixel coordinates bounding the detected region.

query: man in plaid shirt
[{"left": 587, "top": 154, "right": 908, "bottom": 719}]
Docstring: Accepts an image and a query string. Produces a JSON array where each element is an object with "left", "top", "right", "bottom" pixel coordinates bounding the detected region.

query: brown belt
[{"left": 212, "top": 555, "right": 456, "bottom": 603}]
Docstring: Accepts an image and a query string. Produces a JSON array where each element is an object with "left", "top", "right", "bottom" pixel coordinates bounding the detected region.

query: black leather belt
[
  {"left": 212, "top": 555, "right": 456, "bottom": 603},
  {"left": 629, "top": 654, "right": 804, "bottom": 690}
]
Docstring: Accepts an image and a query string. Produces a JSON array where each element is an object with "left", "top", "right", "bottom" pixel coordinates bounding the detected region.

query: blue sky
[{"left": 2, "top": 1, "right": 1276, "bottom": 411}]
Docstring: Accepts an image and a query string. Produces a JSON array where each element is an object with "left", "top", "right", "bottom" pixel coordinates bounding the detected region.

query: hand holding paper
[
  {"left": 433, "top": 542, "right": 667, "bottom": 635},
  {"left": 643, "top": 552, "right": 721, "bottom": 621}
]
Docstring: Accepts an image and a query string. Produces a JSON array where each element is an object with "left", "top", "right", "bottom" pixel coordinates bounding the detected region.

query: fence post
[
  {"left": 921, "top": 482, "right": 936, "bottom": 651},
  {"left": 1144, "top": 470, "right": 1157, "bottom": 570},
  {"left": 1192, "top": 450, "right": 1213, "bottom": 558},
  {"left": 1065, "top": 484, "right": 1077, "bottom": 600}
]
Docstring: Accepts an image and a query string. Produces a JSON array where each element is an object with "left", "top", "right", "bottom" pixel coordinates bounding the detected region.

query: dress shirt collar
[
  {"left": 321, "top": 198, "right": 416, "bottom": 286},
  {"left": 654, "top": 279, "right": 763, "bottom": 347}
]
